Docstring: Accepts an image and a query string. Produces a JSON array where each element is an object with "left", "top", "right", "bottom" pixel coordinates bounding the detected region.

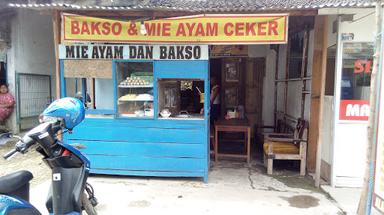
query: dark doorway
[{"left": 0, "top": 61, "right": 6, "bottom": 85}]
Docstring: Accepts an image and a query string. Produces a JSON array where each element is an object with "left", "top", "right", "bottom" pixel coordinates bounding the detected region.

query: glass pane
[
  {"left": 339, "top": 42, "right": 373, "bottom": 121},
  {"left": 65, "top": 77, "right": 113, "bottom": 111},
  {"left": 158, "top": 78, "right": 204, "bottom": 120},
  {"left": 116, "top": 62, "right": 154, "bottom": 118},
  {"left": 341, "top": 42, "right": 373, "bottom": 100}
]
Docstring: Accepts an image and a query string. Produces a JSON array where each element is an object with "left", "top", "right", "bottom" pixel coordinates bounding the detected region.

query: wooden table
[{"left": 214, "top": 119, "right": 251, "bottom": 164}]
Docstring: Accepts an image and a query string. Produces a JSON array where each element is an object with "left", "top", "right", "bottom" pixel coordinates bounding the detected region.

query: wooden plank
[
  {"left": 217, "top": 154, "right": 247, "bottom": 159},
  {"left": 79, "top": 117, "right": 206, "bottom": 129},
  {"left": 314, "top": 16, "right": 329, "bottom": 187},
  {"left": 300, "top": 30, "right": 309, "bottom": 119},
  {"left": 274, "top": 154, "right": 301, "bottom": 159},
  {"left": 267, "top": 159, "right": 273, "bottom": 174},
  {"left": 52, "top": 10, "right": 61, "bottom": 98},
  {"left": 87, "top": 155, "right": 205, "bottom": 172},
  {"left": 247, "top": 127, "right": 251, "bottom": 163},
  {"left": 90, "top": 169, "right": 205, "bottom": 178},
  {"left": 215, "top": 124, "right": 218, "bottom": 162},
  {"left": 284, "top": 36, "right": 290, "bottom": 116},
  {"left": 66, "top": 126, "right": 206, "bottom": 143},
  {"left": 67, "top": 140, "right": 206, "bottom": 158},
  {"left": 64, "top": 10, "right": 317, "bottom": 18},
  {"left": 308, "top": 16, "right": 328, "bottom": 174},
  {"left": 274, "top": 46, "right": 279, "bottom": 127}
]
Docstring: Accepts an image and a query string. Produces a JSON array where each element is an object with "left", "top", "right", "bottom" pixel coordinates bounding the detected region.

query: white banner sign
[{"left": 59, "top": 44, "right": 208, "bottom": 60}]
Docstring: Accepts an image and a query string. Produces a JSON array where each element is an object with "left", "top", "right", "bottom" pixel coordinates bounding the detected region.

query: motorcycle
[{"left": 0, "top": 97, "right": 97, "bottom": 215}]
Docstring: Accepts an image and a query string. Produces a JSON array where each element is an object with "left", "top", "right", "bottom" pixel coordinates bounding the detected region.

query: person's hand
[{"left": 200, "top": 108, "right": 204, "bottom": 114}]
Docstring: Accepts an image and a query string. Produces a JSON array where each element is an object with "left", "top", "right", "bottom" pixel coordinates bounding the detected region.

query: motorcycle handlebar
[{"left": 3, "top": 149, "right": 18, "bottom": 160}]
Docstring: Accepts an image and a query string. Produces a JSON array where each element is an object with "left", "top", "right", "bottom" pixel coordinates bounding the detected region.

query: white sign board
[{"left": 59, "top": 44, "right": 208, "bottom": 60}]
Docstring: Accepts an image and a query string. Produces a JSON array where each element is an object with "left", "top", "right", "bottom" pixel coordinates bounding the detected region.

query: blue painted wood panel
[
  {"left": 86, "top": 155, "right": 205, "bottom": 172},
  {"left": 65, "top": 119, "right": 208, "bottom": 180},
  {"left": 155, "top": 60, "right": 208, "bottom": 79},
  {"left": 67, "top": 120, "right": 206, "bottom": 144},
  {"left": 67, "top": 140, "right": 205, "bottom": 158}
]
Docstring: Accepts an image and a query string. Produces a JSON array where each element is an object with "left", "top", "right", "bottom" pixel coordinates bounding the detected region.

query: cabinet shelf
[
  {"left": 118, "top": 99, "right": 153, "bottom": 103},
  {"left": 118, "top": 84, "right": 153, "bottom": 88}
]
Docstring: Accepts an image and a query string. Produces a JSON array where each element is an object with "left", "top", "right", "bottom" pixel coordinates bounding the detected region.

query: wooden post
[
  {"left": 52, "top": 10, "right": 61, "bottom": 99},
  {"left": 274, "top": 46, "right": 279, "bottom": 128},
  {"left": 314, "top": 17, "right": 329, "bottom": 187},
  {"left": 284, "top": 41, "right": 290, "bottom": 121},
  {"left": 300, "top": 30, "right": 309, "bottom": 119},
  {"left": 308, "top": 15, "right": 328, "bottom": 176}
]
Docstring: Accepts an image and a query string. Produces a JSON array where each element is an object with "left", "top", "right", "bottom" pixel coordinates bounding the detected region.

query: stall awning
[{"left": 7, "top": 0, "right": 376, "bottom": 12}]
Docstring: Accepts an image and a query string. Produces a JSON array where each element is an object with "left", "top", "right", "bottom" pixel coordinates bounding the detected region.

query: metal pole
[{"left": 357, "top": 0, "right": 383, "bottom": 214}]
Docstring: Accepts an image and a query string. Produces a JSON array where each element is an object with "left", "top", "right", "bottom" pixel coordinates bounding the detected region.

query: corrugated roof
[{"left": 7, "top": 0, "right": 376, "bottom": 11}]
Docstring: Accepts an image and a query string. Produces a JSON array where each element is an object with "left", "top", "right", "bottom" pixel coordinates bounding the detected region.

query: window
[
  {"left": 65, "top": 78, "right": 114, "bottom": 113},
  {"left": 116, "top": 62, "right": 154, "bottom": 118},
  {"left": 158, "top": 79, "right": 204, "bottom": 120},
  {"left": 340, "top": 42, "right": 373, "bottom": 100},
  {"left": 288, "top": 31, "right": 305, "bottom": 79}
]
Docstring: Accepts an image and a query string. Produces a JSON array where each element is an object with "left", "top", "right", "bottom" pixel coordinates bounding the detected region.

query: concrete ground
[
  {"left": 29, "top": 161, "right": 344, "bottom": 215},
  {"left": 322, "top": 185, "right": 362, "bottom": 215},
  {"left": 1, "top": 136, "right": 352, "bottom": 214}
]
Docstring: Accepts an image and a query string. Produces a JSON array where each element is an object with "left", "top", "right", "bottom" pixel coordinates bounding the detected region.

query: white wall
[
  {"left": 7, "top": 9, "right": 56, "bottom": 132},
  {"left": 262, "top": 48, "right": 276, "bottom": 127},
  {"left": 320, "top": 15, "right": 338, "bottom": 183},
  {"left": 328, "top": 16, "right": 338, "bottom": 47},
  {"left": 339, "top": 9, "right": 375, "bottom": 42},
  {"left": 322, "top": 96, "right": 334, "bottom": 164}
]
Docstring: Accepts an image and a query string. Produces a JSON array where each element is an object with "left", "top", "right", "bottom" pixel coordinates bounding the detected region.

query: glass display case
[
  {"left": 158, "top": 78, "right": 204, "bottom": 120},
  {"left": 116, "top": 62, "right": 154, "bottom": 118}
]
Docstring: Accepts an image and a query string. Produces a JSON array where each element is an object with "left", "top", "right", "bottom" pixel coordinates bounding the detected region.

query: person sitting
[{"left": 0, "top": 84, "right": 15, "bottom": 130}]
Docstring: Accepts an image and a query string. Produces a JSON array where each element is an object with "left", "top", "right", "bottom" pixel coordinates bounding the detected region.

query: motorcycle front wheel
[{"left": 82, "top": 192, "right": 97, "bottom": 215}]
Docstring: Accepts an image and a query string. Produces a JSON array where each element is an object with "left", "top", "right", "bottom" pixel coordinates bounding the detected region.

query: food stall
[
  {"left": 59, "top": 44, "right": 210, "bottom": 181},
  {"left": 57, "top": 13, "right": 288, "bottom": 182}
]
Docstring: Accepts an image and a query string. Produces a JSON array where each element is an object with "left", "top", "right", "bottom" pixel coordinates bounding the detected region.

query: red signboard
[{"left": 339, "top": 100, "right": 370, "bottom": 121}]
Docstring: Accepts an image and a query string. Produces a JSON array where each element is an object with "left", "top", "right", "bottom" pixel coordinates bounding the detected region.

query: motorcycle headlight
[{"left": 38, "top": 115, "right": 61, "bottom": 123}]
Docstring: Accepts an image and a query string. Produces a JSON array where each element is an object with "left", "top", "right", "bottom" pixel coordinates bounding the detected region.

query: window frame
[{"left": 113, "top": 59, "right": 155, "bottom": 119}]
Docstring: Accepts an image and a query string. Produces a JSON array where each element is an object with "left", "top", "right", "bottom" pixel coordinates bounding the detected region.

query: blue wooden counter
[{"left": 65, "top": 118, "right": 209, "bottom": 181}]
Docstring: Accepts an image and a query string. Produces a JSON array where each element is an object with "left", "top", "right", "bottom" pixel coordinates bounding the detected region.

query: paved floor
[{"left": 30, "top": 161, "right": 344, "bottom": 215}]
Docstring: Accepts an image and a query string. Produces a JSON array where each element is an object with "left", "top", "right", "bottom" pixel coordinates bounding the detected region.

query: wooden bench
[{"left": 263, "top": 119, "right": 308, "bottom": 176}]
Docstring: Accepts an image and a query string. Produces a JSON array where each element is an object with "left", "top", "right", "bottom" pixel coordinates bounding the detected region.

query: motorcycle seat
[{"left": 0, "top": 170, "right": 33, "bottom": 194}]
